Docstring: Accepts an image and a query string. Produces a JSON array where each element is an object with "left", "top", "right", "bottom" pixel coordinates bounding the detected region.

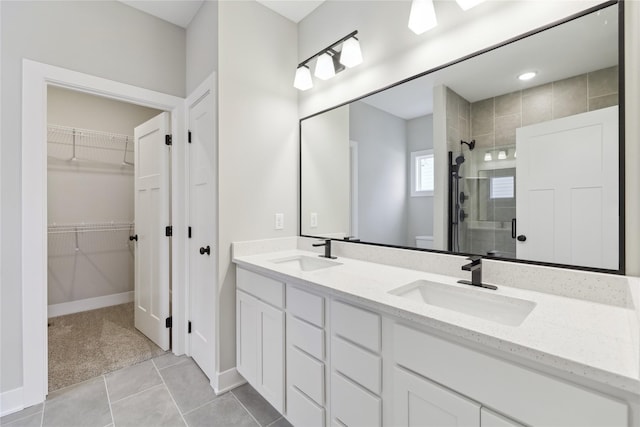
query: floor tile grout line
[
  {"left": 106, "top": 363, "right": 165, "bottom": 405},
  {"left": 152, "top": 355, "right": 190, "bottom": 372},
  {"left": 180, "top": 394, "right": 221, "bottom": 417},
  {"left": 229, "top": 391, "right": 262, "bottom": 427},
  {"left": 102, "top": 375, "right": 115, "bottom": 426},
  {"left": 0, "top": 408, "right": 43, "bottom": 427},
  {"left": 152, "top": 362, "right": 189, "bottom": 426},
  {"left": 265, "top": 416, "right": 284, "bottom": 427}
]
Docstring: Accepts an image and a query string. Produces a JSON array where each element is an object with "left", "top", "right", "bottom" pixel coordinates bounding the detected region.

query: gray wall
[
  {"left": 186, "top": 0, "right": 218, "bottom": 93},
  {"left": 1, "top": 0, "right": 185, "bottom": 394},
  {"left": 406, "top": 114, "right": 434, "bottom": 246},
  {"left": 217, "top": 0, "right": 298, "bottom": 372},
  {"left": 301, "top": 106, "right": 350, "bottom": 237},
  {"left": 350, "top": 101, "right": 407, "bottom": 247}
]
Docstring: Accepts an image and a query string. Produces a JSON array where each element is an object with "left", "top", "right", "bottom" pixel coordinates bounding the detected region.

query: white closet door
[
  {"left": 134, "top": 112, "right": 171, "bottom": 350},
  {"left": 516, "top": 106, "right": 618, "bottom": 269},
  {"left": 188, "top": 79, "right": 217, "bottom": 381}
]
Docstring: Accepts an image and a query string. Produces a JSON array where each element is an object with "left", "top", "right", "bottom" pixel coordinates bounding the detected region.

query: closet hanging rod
[{"left": 47, "top": 222, "right": 134, "bottom": 234}]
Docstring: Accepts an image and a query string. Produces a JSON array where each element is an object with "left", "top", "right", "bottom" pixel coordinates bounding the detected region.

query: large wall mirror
[{"left": 300, "top": 1, "right": 624, "bottom": 273}]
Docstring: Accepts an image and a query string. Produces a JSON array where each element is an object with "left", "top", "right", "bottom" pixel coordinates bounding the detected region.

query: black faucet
[
  {"left": 457, "top": 256, "right": 497, "bottom": 290},
  {"left": 312, "top": 239, "right": 337, "bottom": 259}
]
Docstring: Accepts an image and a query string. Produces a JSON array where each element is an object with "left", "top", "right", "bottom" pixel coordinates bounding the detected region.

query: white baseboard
[
  {"left": 213, "top": 368, "right": 246, "bottom": 395},
  {"left": 48, "top": 291, "right": 134, "bottom": 318},
  {"left": 0, "top": 387, "right": 24, "bottom": 417}
]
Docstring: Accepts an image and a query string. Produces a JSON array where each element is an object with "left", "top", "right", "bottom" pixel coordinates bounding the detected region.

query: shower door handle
[{"left": 511, "top": 219, "right": 516, "bottom": 239}]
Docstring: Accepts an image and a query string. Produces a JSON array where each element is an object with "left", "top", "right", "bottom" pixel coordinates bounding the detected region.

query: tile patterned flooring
[{"left": 1, "top": 354, "right": 292, "bottom": 427}]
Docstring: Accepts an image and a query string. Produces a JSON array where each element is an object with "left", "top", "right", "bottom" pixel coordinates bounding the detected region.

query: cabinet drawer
[
  {"left": 288, "top": 346, "right": 325, "bottom": 405},
  {"left": 237, "top": 268, "right": 284, "bottom": 308},
  {"left": 331, "top": 300, "right": 381, "bottom": 353},
  {"left": 288, "top": 315, "right": 324, "bottom": 360},
  {"left": 394, "top": 323, "right": 628, "bottom": 427},
  {"left": 287, "top": 386, "right": 325, "bottom": 427},
  {"left": 331, "top": 336, "right": 381, "bottom": 395},
  {"left": 331, "top": 373, "right": 381, "bottom": 427},
  {"left": 287, "top": 285, "right": 324, "bottom": 327}
]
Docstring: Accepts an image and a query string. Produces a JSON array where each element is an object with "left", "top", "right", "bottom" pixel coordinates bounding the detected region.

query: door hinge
[
  {"left": 188, "top": 130, "right": 192, "bottom": 143},
  {"left": 165, "top": 226, "right": 173, "bottom": 237},
  {"left": 165, "top": 134, "right": 172, "bottom": 146},
  {"left": 188, "top": 321, "right": 192, "bottom": 334},
  {"left": 165, "top": 317, "right": 172, "bottom": 328},
  {"left": 188, "top": 226, "right": 192, "bottom": 238}
]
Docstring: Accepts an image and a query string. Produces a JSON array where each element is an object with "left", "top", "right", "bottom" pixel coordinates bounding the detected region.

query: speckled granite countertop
[{"left": 232, "top": 241, "right": 639, "bottom": 396}]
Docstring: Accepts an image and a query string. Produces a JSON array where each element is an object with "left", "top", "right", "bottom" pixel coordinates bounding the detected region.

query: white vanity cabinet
[
  {"left": 286, "top": 285, "right": 327, "bottom": 427},
  {"left": 236, "top": 268, "right": 285, "bottom": 412},
  {"left": 330, "top": 300, "right": 383, "bottom": 427}
]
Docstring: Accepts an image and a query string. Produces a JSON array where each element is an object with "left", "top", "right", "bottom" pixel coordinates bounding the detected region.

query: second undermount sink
[
  {"left": 269, "top": 255, "right": 342, "bottom": 272},
  {"left": 389, "top": 280, "right": 535, "bottom": 326}
]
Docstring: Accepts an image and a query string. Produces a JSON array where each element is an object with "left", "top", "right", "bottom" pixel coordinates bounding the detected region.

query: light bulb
[
  {"left": 498, "top": 150, "right": 507, "bottom": 160},
  {"left": 315, "top": 53, "right": 336, "bottom": 80},
  {"left": 339, "top": 37, "right": 363, "bottom": 68},
  {"left": 408, "top": 0, "right": 437, "bottom": 35},
  {"left": 518, "top": 71, "right": 537, "bottom": 81},
  {"left": 484, "top": 152, "right": 492, "bottom": 162},
  {"left": 455, "top": 0, "right": 485, "bottom": 11},
  {"left": 293, "top": 66, "right": 313, "bottom": 91}
]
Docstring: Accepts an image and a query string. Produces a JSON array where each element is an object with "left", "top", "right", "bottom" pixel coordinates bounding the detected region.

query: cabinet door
[
  {"left": 237, "top": 291, "right": 259, "bottom": 385},
  {"left": 394, "top": 367, "right": 480, "bottom": 427},
  {"left": 257, "top": 301, "right": 285, "bottom": 412}
]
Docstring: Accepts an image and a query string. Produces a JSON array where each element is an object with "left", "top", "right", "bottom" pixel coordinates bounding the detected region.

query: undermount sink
[
  {"left": 269, "top": 255, "right": 342, "bottom": 272},
  {"left": 389, "top": 280, "right": 535, "bottom": 326}
]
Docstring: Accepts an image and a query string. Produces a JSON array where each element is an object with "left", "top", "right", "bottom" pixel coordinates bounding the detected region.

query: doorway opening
[{"left": 45, "top": 87, "right": 170, "bottom": 391}]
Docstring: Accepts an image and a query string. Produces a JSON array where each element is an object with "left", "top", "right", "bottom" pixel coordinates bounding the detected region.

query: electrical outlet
[
  {"left": 275, "top": 213, "right": 284, "bottom": 230},
  {"left": 310, "top": 212, "right": 318, "bottom": 228}
]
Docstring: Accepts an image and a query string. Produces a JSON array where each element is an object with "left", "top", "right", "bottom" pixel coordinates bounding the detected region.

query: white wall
[
  {"left": 407, "top": 114, "right": 434, "bottom": 246},
  {"left": 350, "top": 101, "right": 407, "bottom": 246},
  {"left": 1, "top": 0, "right": 185, "bottom": 394},
  {"left": 217, "top": 1, "right": 298, "bottom": 372},
  {"left": 47, "top": 87, "right": 161, "bottom": 308},
  {"left": 186, "top": 0, "right": 218, "bottom": 94},
  {"left": 301, "top": 106, "right": 350, "bottom": 237}
]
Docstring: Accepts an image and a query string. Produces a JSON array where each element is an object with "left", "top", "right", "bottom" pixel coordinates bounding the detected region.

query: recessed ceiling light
[{"left": 518, "top": 71, "right": 537, "bottom": 81}]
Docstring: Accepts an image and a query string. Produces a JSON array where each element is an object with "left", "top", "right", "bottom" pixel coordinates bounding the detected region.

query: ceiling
[
  {"left": 361, "top": 4, "right": 618, "bottom": 120},
  {"left": 119, "top": 0, "right": 324, "bottom": 28}
]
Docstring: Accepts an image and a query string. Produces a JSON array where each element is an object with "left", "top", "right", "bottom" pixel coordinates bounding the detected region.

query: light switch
[
  {"left": 310, "top": 212, "right": 318, "bottom": 228},
  {"left": 275, "top": 213, "right": 284, "bottom": 230}
]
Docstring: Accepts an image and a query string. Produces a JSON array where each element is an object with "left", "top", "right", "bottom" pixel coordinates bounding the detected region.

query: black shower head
[
  {"left": 461, "top": 139, "right": 476, "bottom": 151},
  {"left": 455, "top": 154, "right": 465, "bottom": 165}
]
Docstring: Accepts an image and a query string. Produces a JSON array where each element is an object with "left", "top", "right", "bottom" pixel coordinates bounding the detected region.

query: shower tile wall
[
  {"left": 471, "top": 66, "right": 619, "bottom": 149},
  {"left": 445, "top": 88, "right": 471, "bottom": 249}
]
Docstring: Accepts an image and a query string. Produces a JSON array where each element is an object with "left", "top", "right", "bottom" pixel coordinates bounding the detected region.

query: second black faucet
[{"left": 313, "top": 239, "right": 337, "bottom": 259}]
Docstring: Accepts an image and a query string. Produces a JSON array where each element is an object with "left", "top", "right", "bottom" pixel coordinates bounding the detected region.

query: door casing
[{"left": 21, "top": 59, "right": 188, "bottom": 407}]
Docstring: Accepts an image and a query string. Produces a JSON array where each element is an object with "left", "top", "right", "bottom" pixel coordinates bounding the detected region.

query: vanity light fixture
[
  {"left": 315, "top": 53, "right": 336, "bottom": 80},
  {"left": 455, "top": 0, "right": 486, "bottom": 11},
  {"left": 293, "top": 65, "right": 313, "bottom": 91},
  {"left": 408, "top": 0, "right": 438, "bottom": 35},
  {"left": 518, "top": 71, "right": 537, "bottom": 81},
  {"left": 498, "top": 150, "right": 508, "bottom": 160},
  {"left": 293, "top": 30, "right": 363, "bottom": 91},
  {"left": 484, "top": 152, "right": 492, "bottom": 162}
]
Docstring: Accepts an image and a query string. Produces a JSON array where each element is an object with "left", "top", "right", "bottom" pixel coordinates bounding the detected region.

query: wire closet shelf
[
  {"left": 47, "top": 124, "right": 135, "bottom": 166},
  {"left": 47, "top": 222, "right": 135, "bottom": 235}
]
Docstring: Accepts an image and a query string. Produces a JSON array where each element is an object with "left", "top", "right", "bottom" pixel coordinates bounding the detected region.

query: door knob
[
  {"left": 129, "top": 234, "right": 138, "bottom": 241},
  {"left": 199, "top": 245, "right": 211, "bottom": 255},
  {"left": 517, "top": 235, "right": 527, "bottom": 242}
]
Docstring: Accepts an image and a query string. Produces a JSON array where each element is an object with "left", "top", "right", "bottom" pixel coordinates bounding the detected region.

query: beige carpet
[{"left": 48, "top": 302, "right": 166, "bottom": 392}]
